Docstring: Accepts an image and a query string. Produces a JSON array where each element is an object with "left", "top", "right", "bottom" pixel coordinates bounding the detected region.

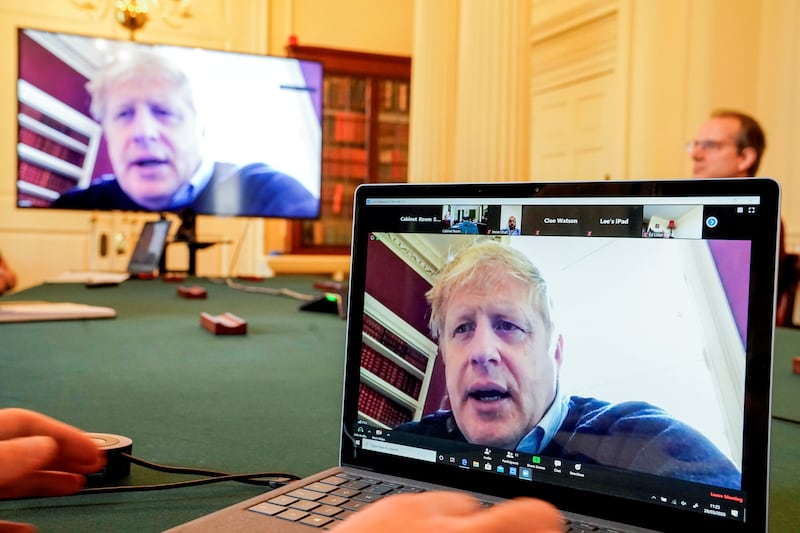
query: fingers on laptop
[
  {"left": 329, "top": 491, "right": 563, "bottom": 532},
  {"left": 467, "top": 497, "right": 563, "bottom": 532}
]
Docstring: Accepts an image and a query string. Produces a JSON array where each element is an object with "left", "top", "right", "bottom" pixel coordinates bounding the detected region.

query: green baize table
[{"left": 0, "top": 277, "right": 797, "bottom": 532}]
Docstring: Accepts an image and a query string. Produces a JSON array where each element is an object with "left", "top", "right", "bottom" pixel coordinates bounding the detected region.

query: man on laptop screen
[{"left": 396, "top": 239, "right": 740, "bottom": 488}]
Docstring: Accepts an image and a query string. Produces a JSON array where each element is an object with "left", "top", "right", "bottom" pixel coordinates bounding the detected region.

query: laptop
[
  {"left": 127, "top": 219, "right": 172, "bottom": 276},
  {"left": 169, "top": 179, "right": 778, "bottom": 532}
]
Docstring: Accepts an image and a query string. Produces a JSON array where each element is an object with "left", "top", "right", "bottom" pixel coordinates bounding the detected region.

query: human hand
[
  {"left": 329, "top": 491, "right": 563, "bottom": 533},
  {"left": 0, "top": 408, "right": 105, "bottom": 500}
]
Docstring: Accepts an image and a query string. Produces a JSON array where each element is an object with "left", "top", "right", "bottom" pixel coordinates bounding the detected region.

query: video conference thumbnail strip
[{"left": 366, "top": 202, "right": 762, "bottom": 240}]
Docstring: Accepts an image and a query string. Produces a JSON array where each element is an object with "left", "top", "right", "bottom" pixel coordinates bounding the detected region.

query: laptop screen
[{"left": 343, "top": 179, "right": 777, "bottom": 531}]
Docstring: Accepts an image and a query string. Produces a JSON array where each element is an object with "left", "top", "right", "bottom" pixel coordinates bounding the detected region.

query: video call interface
[{"left": 352, "top": 195, "right": 764, "bottom": 523}]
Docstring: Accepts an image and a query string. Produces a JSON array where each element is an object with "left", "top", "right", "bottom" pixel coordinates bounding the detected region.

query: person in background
[
  {"left": 688, "top": 109, "right": 793, "bottom": 324},
  {"left": 53, "top": 50, "right": 317, "bottom": 218},
  {"left": 459, "top": 217, "right": 479, "bottom": 235},
  {"left": 0, "top": 251, "right": 17, "bottom": 295},
  {"left": 504, "top": 215, "right": 520, "bottom": 235},
  {"left": 0, "top": 408, "right": 562, "bottom": 532},
  {"left": 688, "top": 109, "right": 765, "bottom": 179}
]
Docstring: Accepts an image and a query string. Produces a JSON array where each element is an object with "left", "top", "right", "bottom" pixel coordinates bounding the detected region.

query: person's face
[
  {"left": 439, "top": 267, "right": 562, "bottom": 450},
  {"left": 101, "top": 78, "right": 202, "bottom": 210},
  {"left": 689, "top": 117, "right": 754, "bottom": 178},
  {"left": 508, "top": 217, "right": 517, "bottom": 230}
]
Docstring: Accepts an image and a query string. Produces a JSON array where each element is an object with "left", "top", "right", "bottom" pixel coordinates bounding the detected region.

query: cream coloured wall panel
[
  {"left": 453, "top": 0, "right": 530, "bottom": 182},
  {"left": 0, "top": 230, "right": 88, "bottom": 285},
  {"left": 531, "top": 99, "right": 570, "bottom": 179},
  {"left": 407, "top": 0, "right": 458, "bottom": 183},
  {"left": 756, "top": 0, "right": 800, "bottom": 251},
  {"left": 531, "top": 74, "right": 613, "bottom": 181},
  {"left": 529, "top": 3, "right": 619, "bottom": 182},
  {"left": 531, "top": 0, "right": 616, "bottom": 32},
  {"left": 573, "top": 90, "right": 607, "bottom": 178},
  {"left": 625, "top": 0, "right": 691, "bottom": 179},
  {"left": 696, "top": 1, "right": 760, "bottom": 117},
  {"left": 271, "top": 0, "right": 413, "bottom": 56},
  {"left": 530, "top": 11, "right": 616, "bottom": 92}
]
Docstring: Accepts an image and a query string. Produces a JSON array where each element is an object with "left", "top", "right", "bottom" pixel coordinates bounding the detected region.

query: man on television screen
[
  {"left": 52, "top": 51, "right": 317, "bottom": 218},
  {"left": 396, "top": 239, "right": 741, "bottom": 489}
]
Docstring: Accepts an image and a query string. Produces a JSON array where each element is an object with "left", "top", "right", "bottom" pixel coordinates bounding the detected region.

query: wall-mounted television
[{"left": 16, "top": 28, "right": 323, "bottom": 223}]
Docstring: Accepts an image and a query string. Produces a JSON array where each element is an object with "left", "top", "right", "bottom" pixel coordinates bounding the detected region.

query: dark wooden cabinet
[{"left": 286, "top": 45, "right": 411, "bottom": 254}]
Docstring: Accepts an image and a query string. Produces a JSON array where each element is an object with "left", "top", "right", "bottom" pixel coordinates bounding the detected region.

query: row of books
[
  {"left": 323, "top": 110, "right": 409, "bottom": 147},
  {"left": 377, "top": 149, "right": 407, "bottom": 165},
  {"left": 18, "top": 116, "right": 87, "bottom": 203},
  {"left": 323, "top": 146, "right": 368, "bottom": 162},
  {"left": 362, "top": 314, "right": 384, "bottom": 340},
  {"left": 381, "top": 327, "right": 414, "bottom": 361},
  {"left": 323, "top": 160, "right": 368, "bottom": 179},
  {"left": 17, "top": 192, "right": 49, "bottom": 208},
  {"left": 319, "top": 181, "right": 356, "bottom": 216},
  {"left": 358, "top": 383, "right": 412, "bottom": 428},
  {"left": 301, "top": 218, "right": 353, "bottom": 247},
  {"left": 324, "top": 76, "right": 368, "bottom": 111},
  {"left": 19, "top": 103, "right": 91, "bottom": 143},
  {"left": 324, "top": 76, "right": 410, "bottom": 114},
  {"left": 19, "top": 129, "right": 86, "bottom": 168},
  {"left": 362, "top": 314, "right": 429, "bottom": 372},
  {"left": 377, "top": 149, "right": 408, "bottom": 180},
  {"left": 18, "top": 161, "right": 76, "bottom": 196},
  {"left": 324, "top": 112, "right": 368, "bottom": 144},
  {"left": 378, "top": 123, "right": 410, "bottom": 145},
  {"left": 376, "top": 164, "right": 408, "bottom": 182},
  {"left": 380, "top": 79, "right": 410, "bottom": 113},
  {"left": 361, "top": 345, "right": 422, "bottom": 399}
]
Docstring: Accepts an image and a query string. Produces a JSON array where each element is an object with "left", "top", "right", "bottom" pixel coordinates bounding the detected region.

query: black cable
[
  {"left": 207, "top": 276, "right": 315, "bottom": 302},
  {"left": 79, "top": 473, "right": 290, "bottom": 495},
  {"left": 76, "top": 453, "right": 300, "bottom": 495},
  {"left": 124, "top": 452, "right": 296, "bottom": 483}
]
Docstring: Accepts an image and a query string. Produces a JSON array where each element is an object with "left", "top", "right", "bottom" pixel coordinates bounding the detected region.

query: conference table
[{"left": 0, "top": 277, "right": 797, "bottom": 532}]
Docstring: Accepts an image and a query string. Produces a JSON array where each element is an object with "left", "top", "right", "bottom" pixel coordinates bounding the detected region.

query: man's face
[
  {"left": 690, "top": 116, "right": 751, "bottom": 178},
  {"left": 508, "top": 217, "right": 517, "bottom": 231},
  {"left": 101, "top": 78, "right": 202, "bottom": 210},
  {"left": 439, "top": 267, "right": 561, "bottom": 450}
]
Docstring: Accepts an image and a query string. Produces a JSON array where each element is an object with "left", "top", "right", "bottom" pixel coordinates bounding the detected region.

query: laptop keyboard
[
  {"left": 248, "top": 472, "right": 430, "bottom": 529},
  {"left": 247, "top": 472, "right": 627, "bottom": 532}
]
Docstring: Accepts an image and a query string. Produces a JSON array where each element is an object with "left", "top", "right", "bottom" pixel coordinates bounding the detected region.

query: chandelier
[{"left": 72, "top": 0, "right": 193, "bottom": 36}]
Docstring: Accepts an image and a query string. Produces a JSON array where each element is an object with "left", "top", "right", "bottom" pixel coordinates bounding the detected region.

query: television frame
[{"left": 15, "top": 27, "right": 324, "bottom": 223}]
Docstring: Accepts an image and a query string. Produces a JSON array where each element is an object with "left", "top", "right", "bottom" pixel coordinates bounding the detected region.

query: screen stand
[{"left": 160, "top": 209, "right": 215, "bottom": 276}]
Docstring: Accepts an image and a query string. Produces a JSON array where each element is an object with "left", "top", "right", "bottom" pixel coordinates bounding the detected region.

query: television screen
[{"left": 16, "top": 28, "right": 323, "bottom": 220}]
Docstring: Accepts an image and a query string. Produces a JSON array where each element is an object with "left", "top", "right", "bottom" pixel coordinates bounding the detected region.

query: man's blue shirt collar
[
  {"left": 169, "top": 157, "right": 214, "bottom": 209},
  {"left": 515, "top": 385, "right": 568, "bottom": 454}
]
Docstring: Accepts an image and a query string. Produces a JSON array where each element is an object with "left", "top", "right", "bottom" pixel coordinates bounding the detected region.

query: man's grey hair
[
  {"left": 426, "top": 239, "right": 557, "bottom": 349},
  {"left": 86, "top": 50, "right": 196, "bottom": 122}
]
